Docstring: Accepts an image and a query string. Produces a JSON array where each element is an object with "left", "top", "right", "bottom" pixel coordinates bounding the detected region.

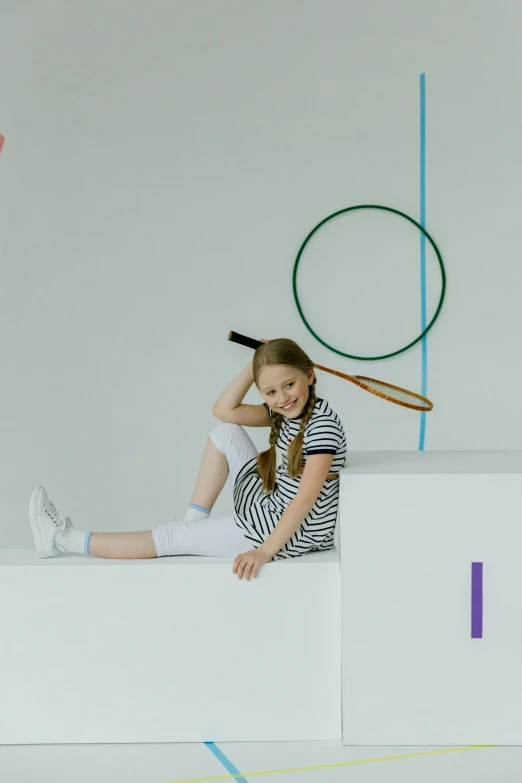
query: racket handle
[{"left": 228, "top": 331, "right": 263, "bottom": 350}]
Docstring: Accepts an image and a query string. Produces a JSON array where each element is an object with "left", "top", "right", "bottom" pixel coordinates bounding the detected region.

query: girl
[{"left": 28, "top": 338, "right": 347, "bottom": 580}]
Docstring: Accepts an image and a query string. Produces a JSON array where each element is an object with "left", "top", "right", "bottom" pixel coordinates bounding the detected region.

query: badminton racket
[{"left": 228, "top": 331, "right": 433, "bottom": 412}]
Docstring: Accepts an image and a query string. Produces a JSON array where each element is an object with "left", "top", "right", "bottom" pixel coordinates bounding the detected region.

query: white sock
[
  {"left": 54, "top": 527, "right": 92, "bottom": 556},
  {"left": 182, "top": 503, "right": 211, "bottom": 523}
]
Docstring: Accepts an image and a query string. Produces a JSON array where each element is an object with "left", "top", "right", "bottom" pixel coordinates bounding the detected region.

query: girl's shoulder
[
  {"left": 309, "top": 397, "right": 341, "bottom": 422},
  {"left": 302, "top": 398, "right": 346, "bottom": 452},
  {"left": 300, "top": 398, "right": 345, "bottom": 432},
  {"left": 266, "top": 397, "right": 345, "bottom": 431}
]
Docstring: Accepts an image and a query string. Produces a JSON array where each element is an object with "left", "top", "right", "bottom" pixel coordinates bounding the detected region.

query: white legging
[{"left": 152, "top": 423, "right": 259, "bottom": 558}]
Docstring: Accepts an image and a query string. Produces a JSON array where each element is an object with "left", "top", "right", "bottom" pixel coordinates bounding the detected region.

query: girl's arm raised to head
[{"left": 212, "top": 361, "right": 271, "bottom": 427}]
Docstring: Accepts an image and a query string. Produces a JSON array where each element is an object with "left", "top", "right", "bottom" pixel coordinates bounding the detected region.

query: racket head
[{"left": 351, "top": 375, "right": 433, "bottom": 411}]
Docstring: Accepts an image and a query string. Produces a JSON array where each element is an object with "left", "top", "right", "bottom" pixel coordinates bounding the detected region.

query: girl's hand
[
  {"left": 233, "top": 548, "right": 272, "bottom": 580},
  {"left": 259, "top": 338, "right": 269, "bottom": 344}
]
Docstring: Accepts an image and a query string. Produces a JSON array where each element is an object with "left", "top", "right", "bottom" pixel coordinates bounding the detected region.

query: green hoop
[{"left": 292, "top": 204, "right": 446, "bottom": 361}]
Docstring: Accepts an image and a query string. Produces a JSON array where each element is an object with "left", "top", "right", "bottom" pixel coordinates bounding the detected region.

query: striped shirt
[{"left": 232, "top": 397, "right": 347, "bottom": 559}]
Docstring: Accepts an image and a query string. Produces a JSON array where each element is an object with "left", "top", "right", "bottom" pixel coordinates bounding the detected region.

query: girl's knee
[
  {"left": 209, "top": 422, "right": 245, "bottom": 449},
  {"left": 151, "top": 521, "right": 175, "bottom": 558}
]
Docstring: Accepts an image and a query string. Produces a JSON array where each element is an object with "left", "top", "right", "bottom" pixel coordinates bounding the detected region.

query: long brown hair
[{"left": 253, "top": 339, "right": 317, "bottom": 493}]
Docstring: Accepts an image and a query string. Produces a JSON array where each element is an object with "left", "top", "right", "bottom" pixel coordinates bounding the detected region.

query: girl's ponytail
[
  {"left": 286, "top": 378, "right": 317, "bottom": 478},
  {"left": 257, "top": 412, "right": 284, "bottom": 493}
]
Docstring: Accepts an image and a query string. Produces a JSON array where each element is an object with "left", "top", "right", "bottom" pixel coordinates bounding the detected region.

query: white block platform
[
  {"left": 0, "top": 549, "right": 341, "bottom": 744},
  {"left": 340, "top": 450, "right": 522, "bottom": 746}
]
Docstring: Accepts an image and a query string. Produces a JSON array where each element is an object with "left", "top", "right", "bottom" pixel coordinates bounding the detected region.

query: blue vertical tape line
[
  {"left": 419, "top": 73, "right": 427, "bottom": 451},
  {"left": 205, "top": 742, "right": 248, "bottom": 782}
]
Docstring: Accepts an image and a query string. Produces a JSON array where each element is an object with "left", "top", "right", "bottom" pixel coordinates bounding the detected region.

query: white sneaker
[{"left": 28, "top": 485, "right": 73, "bottom": 558}]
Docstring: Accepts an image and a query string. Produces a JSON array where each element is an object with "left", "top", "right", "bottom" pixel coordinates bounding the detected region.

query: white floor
[{"left": 0, "top": 741, "right": 517, "bottom": 782}]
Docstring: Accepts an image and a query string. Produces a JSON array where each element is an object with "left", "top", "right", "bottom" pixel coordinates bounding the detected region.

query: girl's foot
[{"left": 28, "top": 485, "right": 73, "bottom": 558}]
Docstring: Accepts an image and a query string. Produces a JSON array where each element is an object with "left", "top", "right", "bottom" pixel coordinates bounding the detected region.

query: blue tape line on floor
[{"left": 205, "top": 742, "right": 248, "bottom": 782}]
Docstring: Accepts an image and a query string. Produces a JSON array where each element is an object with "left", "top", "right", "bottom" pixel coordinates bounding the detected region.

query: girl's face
[{"left": 258, "top": 364, "right": 315, "bottom": 418}]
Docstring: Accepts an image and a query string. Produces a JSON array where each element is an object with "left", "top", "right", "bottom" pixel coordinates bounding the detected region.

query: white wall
[{"left": 1, "top": 0, "right": 521, "bottom": 548}]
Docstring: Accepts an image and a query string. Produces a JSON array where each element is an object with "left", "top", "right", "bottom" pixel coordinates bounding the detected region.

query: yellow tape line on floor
[{"left": 163, "top": 744, "right": 498, "bottom": 783}]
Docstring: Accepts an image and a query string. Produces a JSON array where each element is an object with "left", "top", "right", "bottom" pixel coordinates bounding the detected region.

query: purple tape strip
[{"left": 471, "top": 562, "right": 483, "bottom": 638}]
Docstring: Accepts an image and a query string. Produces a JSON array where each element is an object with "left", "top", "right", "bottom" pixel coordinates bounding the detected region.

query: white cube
[
  {"left": 340, "top": 450, "right": 522, "bottom": 745},
  {"left": 0, "top": 549, "right": 341, "bottom": 744}
]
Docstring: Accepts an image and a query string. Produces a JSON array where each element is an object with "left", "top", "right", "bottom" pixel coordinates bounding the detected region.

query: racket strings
[{"left": 354, "top": 377, "right": 431, "bottom": 410}]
